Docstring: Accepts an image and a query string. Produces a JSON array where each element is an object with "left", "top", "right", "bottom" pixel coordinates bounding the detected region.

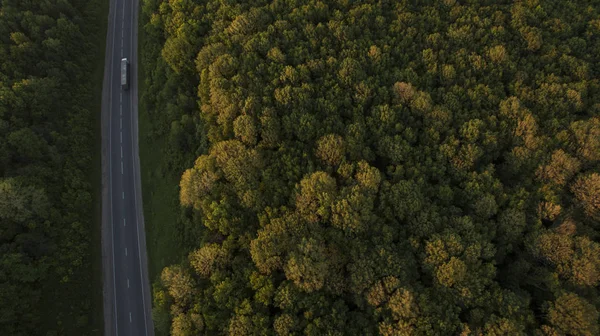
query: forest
[
  {"left": 0, "top": 0, "right": 104, "bottom": 334},
  {"left": 140, "top": 0, "right": 600, "bottom": 335}
]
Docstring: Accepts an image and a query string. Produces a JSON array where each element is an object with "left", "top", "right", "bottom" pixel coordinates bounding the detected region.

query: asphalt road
[{"left": 101, "top": 0, "right": 154, "bottom": 334}]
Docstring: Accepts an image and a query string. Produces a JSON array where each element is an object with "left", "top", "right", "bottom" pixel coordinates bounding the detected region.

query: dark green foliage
[
  {"left": 0, "top": 0, "right": 103, "bottom": 334},
  {"left": 141, "top": 0, "right": 600, "bottom": 335}
]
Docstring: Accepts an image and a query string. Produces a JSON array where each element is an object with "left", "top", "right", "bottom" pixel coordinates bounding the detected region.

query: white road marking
[
  {"left": 130, "top": 3, "right": 150, "bottom": 334},
  {"left": 125, "top": 248, "right": 128, "bottom": 256},
  {"left": 123, "top": 218, "right": 126, "bottom": 226},
  {"left": 129, "top": 312, "right": 132, "bottom": 323},
  {"left": 121, "top": 1, "right": 125, "bottom": 55},
  {"left": 122, "top": 191, "right": 124, "bottom": 199},
  {"left": 107, "top": 0, "right": 119, "bottom": 334},
  {"left": 127, "top": 278, "right": 130, "bottom": 288},
  {"left": 130, "top": 9, "right": 150, "bottom": 330}
]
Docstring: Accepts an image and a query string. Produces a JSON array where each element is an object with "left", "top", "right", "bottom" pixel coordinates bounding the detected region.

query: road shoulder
[{"left": 100, "top": 0, "right": 117, "bottom": 335}]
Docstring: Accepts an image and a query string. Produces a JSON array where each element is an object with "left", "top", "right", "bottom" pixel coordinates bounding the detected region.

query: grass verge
[
  {"left": 87, "top": 0, "right": 109, "bottom": 334},
  {"left": 137, "top": 9, "right": 186, "bottom": 286}
]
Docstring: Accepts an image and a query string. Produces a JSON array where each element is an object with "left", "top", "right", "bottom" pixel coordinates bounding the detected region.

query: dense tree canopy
[
  {"left": 141, "top": 0, "right": 600, "bottom": 335},
  {"left": 0, "top": 0, "right": 103, "bottom": 334}
]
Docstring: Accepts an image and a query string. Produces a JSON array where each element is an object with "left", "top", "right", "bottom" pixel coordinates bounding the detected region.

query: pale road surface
[{"left": 100, "top": 0, "right": 154, "bottom": 334}]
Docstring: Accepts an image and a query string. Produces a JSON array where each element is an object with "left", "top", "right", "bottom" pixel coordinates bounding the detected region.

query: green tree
[
  {"left": 316, "top": 134, "right": 345, "bottom": 167},
  {"left": 295, "top": 172, "right": 337, "bottom": 224},
  {"left": 161, "top": 265, "right": 196, "bottom": 315},
  {"left": 570, "top": 118, "right": 600, "bottom": 163},
  {"left": 571, "top": 173, "right": 600, "bottom": 220},
  {"left": 533, "top": 232, "right": 600, "bottom": 286},
  {"left": 546, "top": 292, "right": 599, "bottom": 336}
]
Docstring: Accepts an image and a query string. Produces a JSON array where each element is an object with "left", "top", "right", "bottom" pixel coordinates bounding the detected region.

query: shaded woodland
[
  {"left": 140, "top": 0, "right": 600, "bottom": 335},
  {"left": 0, "top": 0, "right": 104, "bottom": 334}
]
